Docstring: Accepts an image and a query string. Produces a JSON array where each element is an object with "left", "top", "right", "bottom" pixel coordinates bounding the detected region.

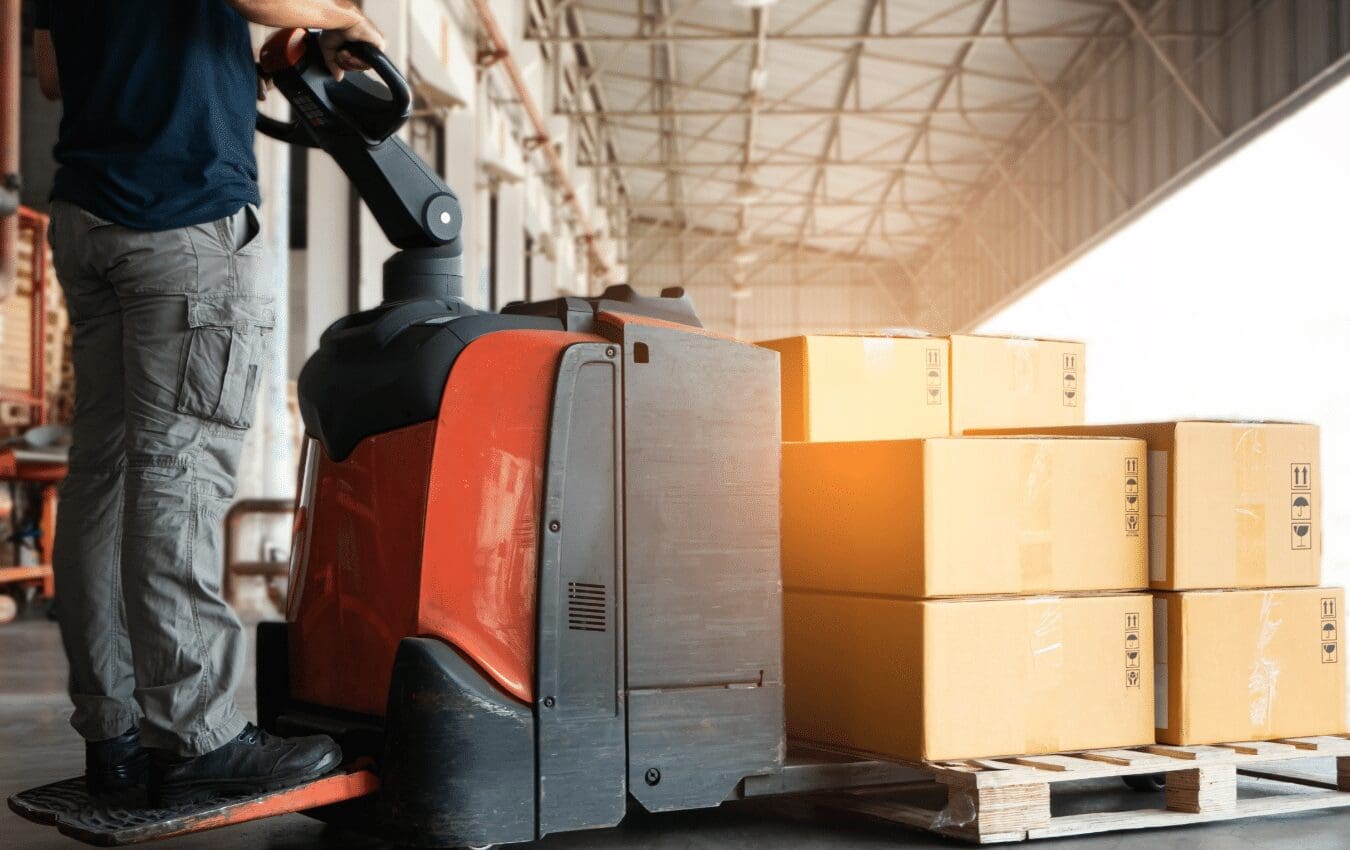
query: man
[{"left": 34, "top": 0, "right": 383, "bottom": 806}]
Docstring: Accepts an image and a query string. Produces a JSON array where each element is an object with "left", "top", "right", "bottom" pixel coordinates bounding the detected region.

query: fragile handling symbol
[{"left": 1292, "top": 523, "right": 1312, "bottom": 550}]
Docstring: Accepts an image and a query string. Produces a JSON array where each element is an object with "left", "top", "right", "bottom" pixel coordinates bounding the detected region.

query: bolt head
[{"left": 644, "top": 768, "right": 661, "bottom": 786}]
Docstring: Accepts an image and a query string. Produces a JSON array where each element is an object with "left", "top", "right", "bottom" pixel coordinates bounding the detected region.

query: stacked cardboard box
[
  {"left": 762, "top": 334, "right": 1155, "bottom": 762},
  {"left": 757, "top": 332, "right": 1085, "bottom": 442},
  {"left": 982, "top": 421, "right": 1344, "bottom": 745},
  {"left": 757, "top": 334, "right": 950, "bottom": 442}
]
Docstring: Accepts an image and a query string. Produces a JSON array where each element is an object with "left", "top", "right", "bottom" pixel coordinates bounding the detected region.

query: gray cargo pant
[{"left": 48, "top": 200, "right": 274, "bottom": 756}]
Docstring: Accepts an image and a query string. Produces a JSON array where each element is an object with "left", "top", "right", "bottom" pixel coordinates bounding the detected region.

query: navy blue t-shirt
[{"left": 34, "top": 0, "right": 260, "bottom": 230}]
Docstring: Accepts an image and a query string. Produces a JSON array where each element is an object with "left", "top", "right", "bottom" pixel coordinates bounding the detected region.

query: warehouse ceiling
[
  {"left": 532, "top": 0, "right": 1350, "bottom": 332},
  {"left": 540, "top": 0, "right": 1168, "bottom": 257}
]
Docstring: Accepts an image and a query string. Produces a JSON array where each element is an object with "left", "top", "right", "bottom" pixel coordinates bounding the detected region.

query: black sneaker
[
  {"left": 86, "top": 726, "right": 149, "bottom": 797},
  {"left": 149, "top": 723, "right": 342, "bottom": 808}
]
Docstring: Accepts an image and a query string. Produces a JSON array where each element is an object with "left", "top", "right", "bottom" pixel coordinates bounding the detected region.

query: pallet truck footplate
[{"left": 8, "top": 768, "right": 378, "bottom": 846}]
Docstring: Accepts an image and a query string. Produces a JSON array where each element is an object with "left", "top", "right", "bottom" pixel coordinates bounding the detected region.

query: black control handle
[
  {"left": 325, "top": 41, "right": 413, "bottom": 144},
  {"left": 255, "top": 38, "right": 410, "bottom": 147},
  {"left": 344, "top": 42, "right": 412, "bottom": 117}
]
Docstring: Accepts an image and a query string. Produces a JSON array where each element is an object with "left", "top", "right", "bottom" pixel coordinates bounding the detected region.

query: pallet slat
[
  {"left": 1219, "top": 741, "right": 1299, "bottom": 757},
  {"left": 1143, "top": 744, "right": 1235, "bottom": 762},
  {"left": 1004, "top": 755, "right": 1098, "bottom": 772},
  {"left": 1279, "top": 736, "right": 1350, "bottom": 754},
  {"left": 1075, "top": 749, "right": 1176, "bottom": 768}
]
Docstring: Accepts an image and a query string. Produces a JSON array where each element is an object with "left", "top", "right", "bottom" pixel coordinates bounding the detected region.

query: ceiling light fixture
[{"left": 734, "top": 175, "right": 761, "bottom": 202}]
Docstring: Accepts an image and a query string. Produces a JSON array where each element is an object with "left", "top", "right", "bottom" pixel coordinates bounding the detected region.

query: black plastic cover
[
  {"left": 379, "top": 637, "right": 536, "bottom": 848},
  {"left": 297, "top": 298, "right": 561, "bottom": 462}
]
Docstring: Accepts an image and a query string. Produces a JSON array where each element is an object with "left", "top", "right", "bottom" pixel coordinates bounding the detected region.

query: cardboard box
[
  {"left": 1154, "top": 587, "right": 1345, "bottom": 745},
  {"left": 757, "top": 335, "right": 949, "bottom": 442},
  {"left": 782, "top": 437, "right": 1149, "bottom": 597},
  {"left": 785, "top": 591, "right": 1154, "bottom": 761},
  {"left": 949, "top": 335, "right": 1085, "bottom": 434},
  {"left": 974, "top": 422, "right": 1320, "bottom": 590}
]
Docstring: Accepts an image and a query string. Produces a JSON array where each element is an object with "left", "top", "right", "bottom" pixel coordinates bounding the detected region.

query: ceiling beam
[
  {"left": 575, "top": 157, "right": 990, "bottom": 169},
  {"left": 797, "top": 0, "right": 881, "bottom": 243},
  {"left": 555, "top": 104, "right": 1039, "bottom": 117},
  {"left": 527, "top": 29, "right": 1220, "bottom": 45},
  {"left": 847, "top": 0, "right": 1001, "bottom": 256}
]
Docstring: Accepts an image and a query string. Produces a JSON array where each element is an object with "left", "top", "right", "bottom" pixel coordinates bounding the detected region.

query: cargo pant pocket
[{"left": 176, "top": 295, "right": 276, "bottom": 429}]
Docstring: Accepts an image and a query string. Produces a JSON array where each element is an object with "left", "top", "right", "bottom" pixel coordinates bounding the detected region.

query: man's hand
[
  {"left": 35, "top": 29, "right": 60, "bottom": 100},
  {"left": 318, "top": 17, "right": 386, "bottom": 81},
  {"left": 226, "top": 1, "right": 386, "bottom": 80}
]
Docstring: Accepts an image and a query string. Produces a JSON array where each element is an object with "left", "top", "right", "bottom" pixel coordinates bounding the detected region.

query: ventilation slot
[{"left": 567, "top": 582, "right": 607, "bottom": 632}]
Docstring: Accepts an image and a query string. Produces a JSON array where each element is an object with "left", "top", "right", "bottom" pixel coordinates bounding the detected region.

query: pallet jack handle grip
[
  {"left": 254, "top": 36, "right": 410, "bottom": 149},
  {"left": 334, "top": 41, "right": 413, "bottom": 137}
]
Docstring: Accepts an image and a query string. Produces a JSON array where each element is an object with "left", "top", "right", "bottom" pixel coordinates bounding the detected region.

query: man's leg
[
  {"left": 106, "top": 209, "right": 277, "bottom": 757},
  {"left": 106, "top": 206, "right": 337, "bottom": 803},
  {"left": 47, "top": 202, "right": 139, "bottom": 744}
]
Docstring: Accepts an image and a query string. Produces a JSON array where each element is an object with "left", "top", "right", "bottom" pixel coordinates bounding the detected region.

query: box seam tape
[
  {"left": 1026, "top": 597, "right": 1064, "bottom": 754},
  {"left": 1018, "top": 442, "right": 1054, "bottom": 592},
  {"left": 1233, "top": 426, "right": 1268, "bottom": 587},
  {"left": 1247, "top": 591, "right": 1282, "bottom": 737}
]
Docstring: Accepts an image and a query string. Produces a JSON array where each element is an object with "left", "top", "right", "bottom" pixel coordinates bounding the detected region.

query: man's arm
[
  {"left": 35, "top": 29, "right": 60, "bottom": 100},
  {"left": 225, "top": 0, "right": 386, "bottom": 80},
  {"left": 33, "top": 0, "right": 59, "bottom": 100}
]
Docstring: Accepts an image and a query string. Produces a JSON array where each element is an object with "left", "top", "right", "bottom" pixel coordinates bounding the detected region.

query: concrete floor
[{"left": 4, "top": 615, "right": 1350, "bottom": 849}]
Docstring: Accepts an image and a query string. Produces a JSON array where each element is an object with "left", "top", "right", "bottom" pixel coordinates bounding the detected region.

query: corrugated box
[
  {"left": 785, "top": 591, "right": 1154, "bottom": 761},
  {"left": 757, "top": 335, "right": 949, "bottom": 442},
  {"left": 949, "top": 334, "right": 1085, "bottom": 434},
  {"left": 974, "top": 421, "right": 1319, "bottom": 590},
  {"left": 1154, "top": 587, "right": 1345, "bottom": 745},
  {"left": 782, "top": 437, "right": 1149, "bottom": 597}
]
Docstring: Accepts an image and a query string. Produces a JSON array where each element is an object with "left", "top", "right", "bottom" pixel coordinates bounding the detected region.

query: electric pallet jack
[{"left": 9, "top": 30, "right": 922, "bottom": 847}]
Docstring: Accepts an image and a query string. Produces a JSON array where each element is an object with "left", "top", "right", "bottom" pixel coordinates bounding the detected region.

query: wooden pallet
[{"left": 810, "top": 735, "right": 1350, "bottom": 843}]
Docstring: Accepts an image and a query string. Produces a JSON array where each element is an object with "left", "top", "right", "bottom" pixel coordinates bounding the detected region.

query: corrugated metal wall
[{"left": 912, "top": 0, "right": 1350, "bottom": 333}]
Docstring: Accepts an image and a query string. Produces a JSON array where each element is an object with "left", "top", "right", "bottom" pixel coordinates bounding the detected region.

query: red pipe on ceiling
[{"left": 465, "top": 0, "right": 611, "bottom": 280}]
